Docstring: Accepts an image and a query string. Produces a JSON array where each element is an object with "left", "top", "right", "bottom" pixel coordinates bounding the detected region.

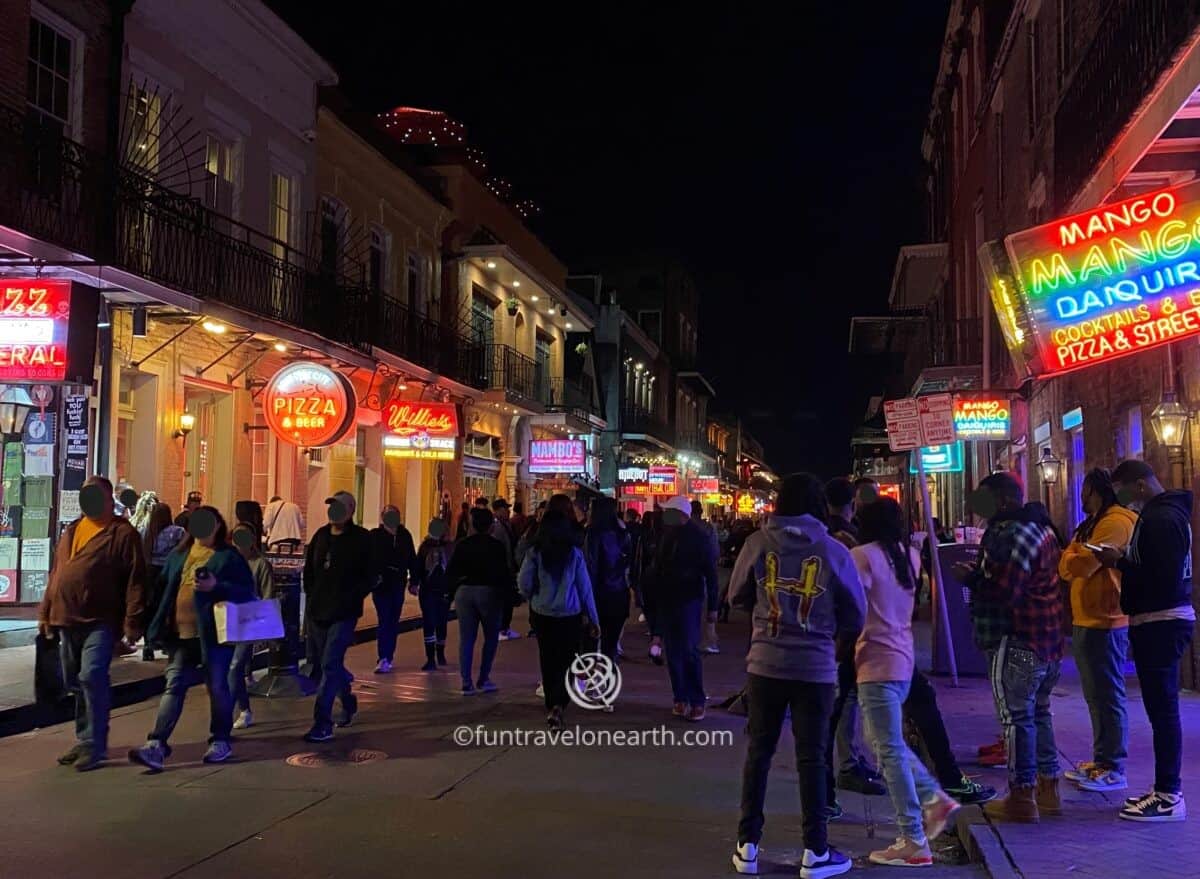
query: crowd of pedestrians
[{"left": 33, "top": 458, "right": 1193, "bottom": 876}]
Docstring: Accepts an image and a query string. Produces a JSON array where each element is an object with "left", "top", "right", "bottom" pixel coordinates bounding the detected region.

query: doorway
[{"left": 183, "top": 384, "right": 235, "bottom": 516}]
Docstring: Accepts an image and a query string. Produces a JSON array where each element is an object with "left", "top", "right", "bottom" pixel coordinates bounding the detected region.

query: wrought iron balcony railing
[
  {"left": 620, "top": 404, "right": 674, "bottom": 446},
  {"left": 1054, "top": 0, "right": 1200, "bottom": 206}
]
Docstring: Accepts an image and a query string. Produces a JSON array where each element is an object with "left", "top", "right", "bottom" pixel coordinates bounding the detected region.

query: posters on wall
[
  {"left": 24, "top": 444, "right": 53, "bottom": 476},
  {"left": 0, "top": 569, "right": 15, "bottom": 603},
  {"left": 20, "top": 537, "right": 50, "bottom": 571},
  {"left": 63, "top": 387, "right": 88, "bottom": 492}
]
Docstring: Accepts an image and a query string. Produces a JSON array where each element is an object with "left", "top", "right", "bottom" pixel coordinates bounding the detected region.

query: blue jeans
[
  {"left": 660, "top": 598, "right": 704, "bottom": 705},
  {"left": 59, "top": 625, "right": 115, "bottom": 755},
  {"left": 861, "top": 679, "right": 941, "bottom": 844},
  {"left": 373, "top": 586, "right": 405, "bottom": 663},
  {"left": 454, "top": 585, "right": 502, "bottom": 686},
  {"left": 1072, "top": 625, "right": 1129, "bottom": 772},
  {"left": 994, "top": 637, "right": 1061, "bottom": 787},
  {"left": 229, "top": 642, "right": 255, "bottom": 713},
  {"left": 150, "top": 639, "right": 235, "bottom": 745},
  {"left": 310, "top": 618, "right": 357, "bottom": 727}
]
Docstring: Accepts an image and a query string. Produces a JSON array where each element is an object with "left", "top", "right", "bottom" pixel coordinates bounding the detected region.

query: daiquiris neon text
[{"left": 983, "top": 180, "right": 1200, "bottom": 377}]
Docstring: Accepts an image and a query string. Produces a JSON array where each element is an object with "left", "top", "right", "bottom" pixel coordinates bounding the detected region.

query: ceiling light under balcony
[
  {"left": 273, "top": 342, "right": 287, "bottom": 352},
  {"left": 202, "top": 320, "right": 226, "bottom": 335},
  {"left": 512, "top": 280, "right": 521, "bottom": 287},
  {"left": 565, "top": 322, "right": 573, "bottom": 329},
  {"left": 486, "top": 260, "right": 497, "bottom": 269},
  {"left": 531, "top": 295, "right": 539, "bottom": 302}
]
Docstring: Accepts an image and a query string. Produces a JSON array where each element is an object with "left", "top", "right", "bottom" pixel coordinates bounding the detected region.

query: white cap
[{"left": 662, "top": 495, "right": 692, "bottom": 516}]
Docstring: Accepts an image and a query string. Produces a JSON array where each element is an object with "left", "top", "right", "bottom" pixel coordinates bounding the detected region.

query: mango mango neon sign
[{"left": 980, "top": 179, "right": 1200, "bottom": 378}]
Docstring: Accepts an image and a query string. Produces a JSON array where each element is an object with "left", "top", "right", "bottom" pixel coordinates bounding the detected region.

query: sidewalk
[
  {"left": 0, "top": 610, "right": 984, "bottom": 879},
  {"left": 940, "top": 650, "right": 1200, "bottom": 878}
]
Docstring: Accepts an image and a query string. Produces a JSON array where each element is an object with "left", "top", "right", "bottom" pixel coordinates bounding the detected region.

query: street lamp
[
  {"left": 1150, "top": 391, "right": 1189, "bottom": 450},
  {"left": 1037, "top": 447, "right": 1063, "bottom": 486}
]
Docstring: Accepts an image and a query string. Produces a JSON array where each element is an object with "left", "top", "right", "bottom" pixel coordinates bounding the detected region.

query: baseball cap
[
  {"left": 324, "top": 490, "right": 356, "bottom": 507},
  {"left": 662, "top": 495, "right": 692, "bottom": 516}
]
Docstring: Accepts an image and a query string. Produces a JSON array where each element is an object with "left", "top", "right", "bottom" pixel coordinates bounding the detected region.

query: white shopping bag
[{"left": 214, "top": 599, "right": 284, "bottom": 643}]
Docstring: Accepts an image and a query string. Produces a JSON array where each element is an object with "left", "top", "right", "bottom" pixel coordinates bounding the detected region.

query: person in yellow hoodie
[{"left": 1058, "top": 468, "right": 1136, "bottom": 793}]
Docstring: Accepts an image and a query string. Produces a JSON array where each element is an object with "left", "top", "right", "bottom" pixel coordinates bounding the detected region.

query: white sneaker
[
  {"left": 374, "top": 659, "right": 393, "bottom": 674},
  {"left": 638, "top": 612, "right": 646, "bottom": 623},
  {"left": 203, "top": 741, "right": 233, "bottom": 764},
  {"left": 703, "top": 643, "right": 721, "bottom": 655},
  {"left": 1120, "top": 791, "right": 1187, "bottom": 822},
  {"left": 534, "top": 681, "right": 545, "bottom": 698},
  {"left": 233, "top": 710, "right": 253, "bottom": 730},
  {"left": 732, "top": 841, "right": 759, "bottom": 875}
]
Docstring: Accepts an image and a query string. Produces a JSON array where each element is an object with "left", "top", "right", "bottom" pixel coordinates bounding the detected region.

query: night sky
[{"left": 270, "top": 4, "right": 950, "bottom": 476}]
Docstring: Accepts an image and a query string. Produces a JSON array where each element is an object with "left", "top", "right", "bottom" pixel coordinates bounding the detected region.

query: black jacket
[
  {"left": 446, "top": 533, "right": 514, "bottom": 598},
  {"left": 369, "top": 524, "right": 417, "bottom": 591},
  {"left": 648, "top": 519, "right": 719, "bottom": 608},
  {"left": 304, "top": 523, "right": 372, "bottom": 624},
  {"left": 1118, "top": 490, "right": 1193, "bottom": 617},
  {"left": 585, "top": 527, "right": 632, "bottom": 595}
]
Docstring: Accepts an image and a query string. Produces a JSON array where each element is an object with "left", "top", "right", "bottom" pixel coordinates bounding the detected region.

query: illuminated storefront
[{"left": 0, "top": 279, "right": 99, "bottom": 605}]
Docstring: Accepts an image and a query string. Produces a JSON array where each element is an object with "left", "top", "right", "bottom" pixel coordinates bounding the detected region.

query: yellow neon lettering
[
  {"left": 1077, "top": 245, "right": 1112, "bottom": 283},
  {"left": 1030, "top": 252, "right": 1075, "bottom": 295}
]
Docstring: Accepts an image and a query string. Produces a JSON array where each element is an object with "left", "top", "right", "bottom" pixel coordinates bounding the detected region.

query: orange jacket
[{"left": 1058, "top": 505, "right": 1137, "bottom": 629}]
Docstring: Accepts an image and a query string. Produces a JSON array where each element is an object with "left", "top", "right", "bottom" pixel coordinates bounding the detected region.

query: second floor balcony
[{"left": 621, "top": 404, "right": 674, "bottom": 447}]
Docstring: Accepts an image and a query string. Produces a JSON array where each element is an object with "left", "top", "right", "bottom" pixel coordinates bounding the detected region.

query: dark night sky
[{"left": 270, "top": 5, "right": 949, "bottom": 476}]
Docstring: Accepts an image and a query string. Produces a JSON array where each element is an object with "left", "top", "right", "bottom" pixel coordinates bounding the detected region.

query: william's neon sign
[{"left": 981, "top": 180, "right": 1200, "bottom": 377}]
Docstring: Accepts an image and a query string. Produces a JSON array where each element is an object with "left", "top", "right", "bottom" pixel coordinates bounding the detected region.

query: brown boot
[
  {"left": 983, "top": 784, "right": 1039, "bottom": 823},
  {"left": 1037, "top": 775, "right": 1062, "bottom": 815}
]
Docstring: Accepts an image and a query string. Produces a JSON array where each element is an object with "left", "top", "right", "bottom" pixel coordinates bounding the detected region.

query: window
[
  {"left": 27, "top": 16, "right": 73, "bottom": 133},
  {"left": 1026, "top": 17, "right": 1039, "bottom": 139},
  {"left": 1056, "top": 0, "right": 1073, "bottom": 89},
  {"left": 407, "top": 252, "right": 424, "bottom": 314},
  {"left": 471, "top": 289, "right": 495, "bottom": 346},
  {"left": 994, "top": 111, "right": 1005, "bottom": 203},
  {"left": 204, "top": 134, "right": 234, "bottom": 215},
  {"left": 1128, "top": 406, "right": 1144, "bottom": 459},
  {"left": 319, "top": 196, "right": 343, "bottom": 279},
  {"left": 269, "top": 172, "right": 292, "bottom": 256},
  {"left": 124, "top": 84, "right": 162, "bottom": 176},
  {"left": 369, "top": 227, "right": 389, "bottom": 293},
  {"left": 637, "top": 309, "right": 662, "bottom": 344},
  {"left": 535, "top": 334, "right": 551, "bottom": 399}
]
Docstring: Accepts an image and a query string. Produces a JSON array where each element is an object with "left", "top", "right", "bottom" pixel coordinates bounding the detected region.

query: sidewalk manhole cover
[{"left": 285, "top": 749, "right": 387, "bottom": 768}]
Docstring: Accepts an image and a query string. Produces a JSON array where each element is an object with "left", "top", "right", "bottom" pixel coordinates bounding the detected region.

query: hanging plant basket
[
  {"left": 505, "top": 297, "right": 520, "bottom": 316},
  {"left": 574, "top": 341, "right": 589, "bottom": 356}
]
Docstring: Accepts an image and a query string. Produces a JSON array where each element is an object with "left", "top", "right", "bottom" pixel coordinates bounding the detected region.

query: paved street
[{"left": 1, "top": 611, "right": 983, "bottom": 879}]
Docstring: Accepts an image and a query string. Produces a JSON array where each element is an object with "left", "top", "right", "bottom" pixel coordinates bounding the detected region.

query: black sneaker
[
  {"left": 800, "top": 845, "right": 852, "bottom": 879},
  {"left": 303, "top": 724, "right": 335, "bottom": 743},
  {"left": 824, "top": 801, "right": 844, "bottom": 820},
  {"left": 1120, "top": 791, "right": 1187, "bottom": 822},
  {"left": 945, "top": 774, "right": 998, "bottom": 805},
  {"left": 337, "top": 693, "right": 358, "bottom": 728},
  {"left": 838, "top": 766, "right": 886, "bottom": 796}
]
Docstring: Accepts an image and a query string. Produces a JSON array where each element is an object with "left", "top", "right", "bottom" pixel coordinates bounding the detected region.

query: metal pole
[{"left": 918, "top": 450, "right": 958, "bottom": 686}]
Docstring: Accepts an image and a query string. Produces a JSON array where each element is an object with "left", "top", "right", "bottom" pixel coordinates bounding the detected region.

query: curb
[
  {"left": 954, "top": 807, "right": 1021, "bottom": 879},
  {"left": 0, "top": 613, "right": 436, "bottom": 739}
]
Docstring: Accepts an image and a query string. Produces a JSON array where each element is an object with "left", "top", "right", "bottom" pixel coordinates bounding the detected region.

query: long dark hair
[
  {"left": 143, "top": 502, "right": 176, "bottom": 560},
  {"left": 1074, "top": 468, "right": 1118, "bottom": 543},
  {"left": 857, "top": 497, "right": 914, "bottom": 590},
  {"left": 176, "top": 505, "right": 230, "bottom": 555},
  {"left": 588, "top": 497, "right": 619, "bottom": 531},
  {"left": 534, "top": 510, "right": 574, "bottom": 580}
]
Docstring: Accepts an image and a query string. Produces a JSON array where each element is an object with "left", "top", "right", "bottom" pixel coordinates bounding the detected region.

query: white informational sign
[
  {"left": 883, "top": 398, "right": 922, "bottom": 451},
  {"left": 917, "top": 393, "right": 956, "bottom": 445},
  {"left": 0, "top": 537, "right": 17, "bottom": 570},
  {"left": 20, "top": 537, "right": 50, "bottom": 571},
  {"left": 59, "top": 489, "right": 80, "bottom": 523}
]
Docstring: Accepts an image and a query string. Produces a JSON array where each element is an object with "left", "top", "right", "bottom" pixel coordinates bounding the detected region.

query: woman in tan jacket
[{"left": 1058, "top": 468, "right": 1137, "bottom": 793}]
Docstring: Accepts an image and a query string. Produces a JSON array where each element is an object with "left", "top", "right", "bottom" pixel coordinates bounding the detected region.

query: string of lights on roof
[{"left": 376, "top": 106, "right": 542, "bottom": 222}]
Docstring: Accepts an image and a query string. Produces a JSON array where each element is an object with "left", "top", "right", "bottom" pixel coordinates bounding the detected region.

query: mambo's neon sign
[{"left": 980, "top": 179, "right": 1200, "bottom": 377}]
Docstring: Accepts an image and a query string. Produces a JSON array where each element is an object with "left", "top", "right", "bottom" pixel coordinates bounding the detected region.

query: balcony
[
  {"left": 547, "top": 374, "right": 597, "bottom": 417},
  {"left": 0, "top": 107, "right": 372, "bottom": 353},
  {"left": 1054, "top": 0, "right": 1200, "bottom": 206},
  {"left": 931, "top": 317, "right": 982, "bottom": 367},
  {"left": 621, "top": 404, "right": 674, "bottom": 446},
  {"left": 457, "top": 343, "right": 550, "bottom": 405},
  {"left": 675, "top": 431, "right": 717, "bottom": 461}
]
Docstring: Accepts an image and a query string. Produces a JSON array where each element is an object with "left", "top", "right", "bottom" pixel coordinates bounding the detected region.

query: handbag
[
  {"left": 213, "top": 598, "right": 284, "bottom": 643},
  {"left": 34, "top": 633, "right": 66, "bottom": 705}
]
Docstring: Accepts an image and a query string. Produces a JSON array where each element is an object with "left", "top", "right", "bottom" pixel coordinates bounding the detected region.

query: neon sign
[
  {"left": 981, "top": 179, "right": 1200, "bottom": 377},
  {"left": 736, "top": 493, "right": 756, "bottom": 515},
  {"left": 952, "top": 396, "right": 1011, "bottom": 440},
  {"left": 909, "top": 443, "right": 964, "bottom": 474},
  {"left": 648, "top": 465, "right": 677, "bottom": 496},
  {"left": 528, "top": 439, "right": 586, "bottom": 473},
  {"left": 0, "top": 279, "right": 72, "bottom": 381},
  {"left": 382, "top": 400, "right": 458, "bottom": 460},
  {"left": 689, "top": 476, "right": 719, "bottom": 494},
  {"left": 262, "top": 362, "right": 356, "bottom": 448}
]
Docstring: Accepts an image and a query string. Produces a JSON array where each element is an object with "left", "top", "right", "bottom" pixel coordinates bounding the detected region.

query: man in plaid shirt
[{"left": 958, "top": 472, "right": 1064, "bottom": 823}]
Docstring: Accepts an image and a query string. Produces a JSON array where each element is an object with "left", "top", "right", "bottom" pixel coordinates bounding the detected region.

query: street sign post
[{"left": 883, "top": 394, "right": 960, "bottom": 686}]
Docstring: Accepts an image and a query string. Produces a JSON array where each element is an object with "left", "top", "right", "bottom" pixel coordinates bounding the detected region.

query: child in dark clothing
[{"left": 413, "top": 519, "right": 453, "bottom": 671}]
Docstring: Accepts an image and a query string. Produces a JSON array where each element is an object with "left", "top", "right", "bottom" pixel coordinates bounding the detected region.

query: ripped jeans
[{"left": 993, "top": 636, "right": 1061, "bottom": 787}]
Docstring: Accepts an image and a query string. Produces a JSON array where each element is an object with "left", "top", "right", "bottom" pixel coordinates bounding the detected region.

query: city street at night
[{"left": 4, "top": 2, "right": 1200, "bottom": 878}]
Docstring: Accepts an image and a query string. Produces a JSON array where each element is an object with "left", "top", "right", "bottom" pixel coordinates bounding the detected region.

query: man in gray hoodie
[{"left": 728, "top": 473, "right": 866, "bottom": 879}]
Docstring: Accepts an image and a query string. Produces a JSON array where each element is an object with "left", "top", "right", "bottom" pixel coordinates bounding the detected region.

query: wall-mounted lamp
[{"left": 174, "top": 410, "right": 196, "bottom": 439}]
